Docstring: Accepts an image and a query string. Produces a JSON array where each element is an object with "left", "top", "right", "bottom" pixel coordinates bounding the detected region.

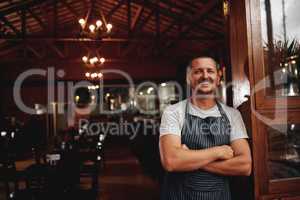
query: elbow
[
  {"left": 241, "top": 158, "right": 252, "bottom": 176},
  {"left": 160, "top": 147, "right": 184, "bottom": 172},
  {"left": 161, "top": 151, "right": 183, "bottom": 172},
  {"left": 162, "top": 157, "right": 178, "bottom": 172}
]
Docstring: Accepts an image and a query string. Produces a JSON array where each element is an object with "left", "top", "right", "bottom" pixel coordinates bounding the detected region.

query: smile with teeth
[{"left": 199, "top": 80, "right": 211, "bottom": 85}]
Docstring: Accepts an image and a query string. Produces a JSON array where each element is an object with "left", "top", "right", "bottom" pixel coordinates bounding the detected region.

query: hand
[
  {"left": 181, "top": 144, "right": 189, "bottom": 150},
  {"left": 215, "top": 145, "right": 234, "bottom": 160}
]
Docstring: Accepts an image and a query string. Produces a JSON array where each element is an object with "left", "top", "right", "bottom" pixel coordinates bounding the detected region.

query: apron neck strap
[{"left": 185, "top": 98, "right": 228, "bottom": 119}]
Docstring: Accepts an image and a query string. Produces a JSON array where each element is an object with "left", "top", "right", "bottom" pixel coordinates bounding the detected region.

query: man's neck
[{"left": 191, "top": 96, "right": 217, "bottom": 110}]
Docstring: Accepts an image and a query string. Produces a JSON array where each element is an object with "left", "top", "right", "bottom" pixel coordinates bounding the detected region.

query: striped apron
[{"left": 161, "top": 100, "right": 232, "bottom": 200}]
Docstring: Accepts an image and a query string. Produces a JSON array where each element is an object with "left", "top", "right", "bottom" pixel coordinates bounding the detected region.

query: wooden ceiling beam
[
  {"left": 0, "top": 36, "right": 221, "bottom": 42},
  {"left": 131, "top": 0, "right": 221, "bottom": 37},
  {"left": 158, "top": 0, "right": 195, "bottom": 14},
  {"left": 26, "top": 44, "right": 43, "bottom": 58},
  {"left": 21, "top": 7, "right": 26, "bottom": 38},
  {"left": 161, "top": 21, "right": 176, "bottom": 36},
  {"left": 177, "top": 0, "right": 201, "bottom": 11},
  {"left": 133, "top": 9, "right": 154, "bottom": 34},
  {"left": 7, "top": 1, "right": 28, "bottom": 37},
  {"left": 127, "top": 0, "right": 132, "bottom": 36},
  {"left": 0, "top": 0, "right": 45, "bottom": 16},
  {"left": 97, "top": 0, "right": 107, "bottom": 27},
  {"left": 0, "top": 57, "right": 133, "bottom": 64},
  {"left": 179, "top": 0, "right": 220, "bottom": 36},
  {"left": 46, "top": 41, "right": 65, "bottom": 58},
  {"left": 85, "top": 0, "right": 93, "bottom": 21},
  {"left": 130, "top": 5, "right": 143, "bottom": 30},
  {"left": 152, "top": 0, "right": 160, "bottom": 56},
  {"left": 0, "top": 15, "right": 20, "bottom": 36},
  {"left": 165, "top": 0, "right": 221, "bottom": 49},
  {"left": 121, "top": 9, "right": 154, "bottom": 57},
  {"left": 155, "top": 0, "right": 160, "bottom": 38},
  {"left": 60, "top": 0, "right": 80, "bottom": 18},
  {"left": 53, "top": 0, "right": 58, "bottom": 37},
  {"left": 27, "top": 8, "right": 46, "bottom": 30},
  {"left": 107, "top": 0, "right": 127, "bottom": 20}
]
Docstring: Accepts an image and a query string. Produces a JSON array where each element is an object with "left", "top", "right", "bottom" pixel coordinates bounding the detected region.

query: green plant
[
  {"left": 271, "top": 39, "right": 299, "bottom": 63},
  {"left": 265, "top": 38, "right": 300, "bottom": 91}
]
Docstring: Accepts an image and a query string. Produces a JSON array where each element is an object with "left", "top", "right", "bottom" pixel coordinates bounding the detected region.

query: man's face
[{"left": 189, "top": 57, "right": 221, "bottom": 95}]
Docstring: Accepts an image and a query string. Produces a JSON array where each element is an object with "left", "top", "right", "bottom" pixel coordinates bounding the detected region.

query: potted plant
[{"left": 267, "top": 39, "right": 300, "bottom": 95}]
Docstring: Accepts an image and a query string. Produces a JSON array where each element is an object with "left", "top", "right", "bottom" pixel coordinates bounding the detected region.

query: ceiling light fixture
[
  {"left": 78, "top": 8, "right": 113, "bottom": 39},
  {"left": 85, "top": 72, "right": 103, "bottom": 79}
]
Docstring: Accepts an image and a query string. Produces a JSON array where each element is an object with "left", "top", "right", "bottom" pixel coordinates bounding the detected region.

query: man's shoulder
[
  {"left": 219, "top": 102, "right": 241, "bottom": 116},
  {"left": 163, "top": 99, "right": 187, "bottom": 114}
]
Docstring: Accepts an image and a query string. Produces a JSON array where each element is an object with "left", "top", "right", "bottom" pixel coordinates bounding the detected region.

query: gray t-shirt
[{"left": 159, "top": 99, "right": 248, "bottom": 142}]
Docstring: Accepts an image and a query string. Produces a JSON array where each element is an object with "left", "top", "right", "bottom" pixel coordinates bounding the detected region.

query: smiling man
[{"left": 159, "top": 56, "right": 252, "bottom": 200}]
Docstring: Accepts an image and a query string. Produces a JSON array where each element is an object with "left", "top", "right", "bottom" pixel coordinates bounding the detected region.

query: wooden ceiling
[{"left": 0, "top": 0, "right": 225, "bottom": 61}]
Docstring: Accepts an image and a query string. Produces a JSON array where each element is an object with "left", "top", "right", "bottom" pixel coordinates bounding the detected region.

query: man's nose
[{"left": 202, "top": 71, "right": 209, "bottom": 79}]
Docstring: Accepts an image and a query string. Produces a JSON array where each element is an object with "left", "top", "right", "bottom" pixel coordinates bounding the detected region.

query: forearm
[
  {"left": 162, "top": 147, "right": 220, "bottom": 172},
  {"left": 202, "top": 155, "right": 252, "bottom": 176}
]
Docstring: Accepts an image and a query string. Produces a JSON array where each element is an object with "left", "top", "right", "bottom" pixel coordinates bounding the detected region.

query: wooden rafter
[
  {"left": 86, "top": 0, "right": 93, "bottom": 21},
  {"left": 0, "top": 0, "right": 45, "bottom": 16},
  {"left": 133, "top": 9, "right": 154, "bottom": 34},
  {"left": 0, "top": 15, "right": 20, "bottom": 36},
  {"left": 130, "top": 5, "right": 143, "bottom": 30},
  {"left": 46, "top": 41, "right": 65, "bottom": 58},
  {"left": 0, "top": 0, "right": 225, "bottom": 60},
  {"left": 165, "top": 0, "right": 221, "bottom": 49},
  {"left": 0, "top": 36, "right": 220, "bottom": 42},
  {"left": 158, "top": 0, "right": 195, "bottom": 14},
  {"left": 155, "top": 0, "right": 160, "bottom": 38},
  {"left": 127, "top": 0, "right": 132, "bottom": 36},
  {"left": 121, "top": 9, "right": 155, "bottom": 56},
  {"left": 175, "top": 0, "right": 200, "bottom": 11},
  {"left": 107, "top": 0, "right": 127, "bottom": 20},
  {"left": 0, "top": 57, "right": 133, "bottom": 64},
  {"left": 161, "top": 21, "right": 176, "bottom": 36},
  {"left": 27, "top": 44, "right": 42, "bottom": 58},
  {"left": 21, "top": 7, "right": 26, "bottom": 37},
  {"left": 60, "top": 0, "right": 80, "bottom": 18},
  {"left": 182, "top": 0, "right": 220, "bottom": 34},
  {"left": 98, "top": 0, "right": 107, "bottom": 27},
  {"left": 27, "top": 8, "right": 46, "bottom": 29},
  {"left": 53, "top": 0, "right": 58, "bottom": 37},
  {"left": 131, "top": 0, "right": 221, "bottom": 37}
]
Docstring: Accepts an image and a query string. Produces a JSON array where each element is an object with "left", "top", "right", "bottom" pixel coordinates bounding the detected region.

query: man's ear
[
  {"left": 186, "top": 70, "right": 191, "bottom": 85},
  {"left": 218, "top": 69, "right": 223, "bottom": 77},
  {"left": 186, "top": 75, "right": 191, "bottom": 85},
  {"left": 217, "top": 69, "right": 223, "bottom": 85}
]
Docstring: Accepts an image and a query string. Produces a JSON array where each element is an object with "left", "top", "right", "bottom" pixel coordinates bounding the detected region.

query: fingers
[{"left": 217, "top": 145, "right": 234, "bottom": 160}]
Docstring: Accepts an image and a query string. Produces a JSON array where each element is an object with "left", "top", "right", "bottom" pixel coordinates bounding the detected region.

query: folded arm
[
  {"left": 159, "top": 134, "right": 233, "bottom": 172},
  {"left": 202, "top": 139, "right": 252, "bottom": 176}
]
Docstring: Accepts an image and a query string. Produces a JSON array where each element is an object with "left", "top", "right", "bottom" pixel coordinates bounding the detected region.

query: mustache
[{"left": 197, "top": 78, "right": 214, "bottom": 84}]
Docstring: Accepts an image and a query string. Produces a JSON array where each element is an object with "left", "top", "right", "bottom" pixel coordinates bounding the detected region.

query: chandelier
[
  {"left": 85, "top": 72, "right": 103, "bottom": 79},
  {"left": 78, "top": 18, "right": 112, "bottom": 39},
  {"left": 82, "top": 55, "right": 106, "bottom": 66}
]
